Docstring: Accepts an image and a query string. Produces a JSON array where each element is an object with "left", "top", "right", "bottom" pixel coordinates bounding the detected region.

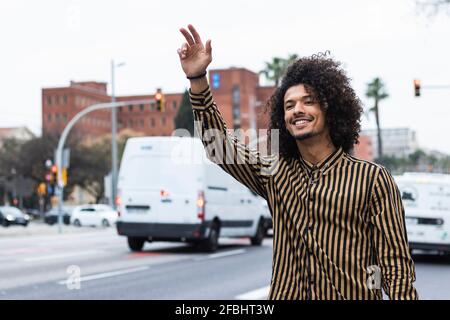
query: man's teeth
[{"left": 294, "top": 119, "right": 310, "bottom": 125}]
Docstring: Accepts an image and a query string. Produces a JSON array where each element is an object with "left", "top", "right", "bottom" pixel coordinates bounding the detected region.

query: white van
[
  {"left": 394, "top": 172, "right": 450, "bottom": 253},
  {"left": 116, "top": 136, "right": 272, "bottom": 252}
]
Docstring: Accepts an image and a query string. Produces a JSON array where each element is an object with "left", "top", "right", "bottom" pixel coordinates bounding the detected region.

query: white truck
[
  {"left": 394, "top": 172, "right": 450, "bottom": 253},
  {"left": 116, "top": 136, "right": 272, "bottom": 252}
]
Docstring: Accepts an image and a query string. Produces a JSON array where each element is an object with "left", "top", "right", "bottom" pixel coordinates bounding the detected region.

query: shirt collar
[{"left": 298, "top": 147, "right": 344, "bottom": 173}]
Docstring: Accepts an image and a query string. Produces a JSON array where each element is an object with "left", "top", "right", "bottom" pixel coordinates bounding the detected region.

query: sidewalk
[{"left": 0, "top": 220, "right": 112, "bottom": 238}]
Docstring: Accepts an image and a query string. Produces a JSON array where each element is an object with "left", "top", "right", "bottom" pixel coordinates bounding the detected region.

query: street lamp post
[
  {"left": 111, "top": 60, "right": 125, "bottom": 209},
  {"left": 54, "top": 98, "right": 153, "bottom": 234}
]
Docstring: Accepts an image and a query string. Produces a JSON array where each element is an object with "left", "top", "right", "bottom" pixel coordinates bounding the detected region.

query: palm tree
[
  {"left": 260, "top": 54, "right": 299, "bottom": 87},
  {"left": 366, "top": 78, "right": 389, "bottom": 159}
]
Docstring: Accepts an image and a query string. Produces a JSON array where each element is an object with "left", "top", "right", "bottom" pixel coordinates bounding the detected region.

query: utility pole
[{"left": 110, "top": 60, "right": 125, "bottom": 209}]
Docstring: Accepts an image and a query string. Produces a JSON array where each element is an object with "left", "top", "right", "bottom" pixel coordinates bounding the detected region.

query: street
[{"left": 0, "top": 223, "right": 449, "bottom": 300}]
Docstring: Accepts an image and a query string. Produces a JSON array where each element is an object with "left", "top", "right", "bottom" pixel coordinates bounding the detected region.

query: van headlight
[
  {"left": 24, "top": 214, "right": 30, "bottom": 220},
  {"left": 6, "top": 215, "right": 14, "bottom": 221}
]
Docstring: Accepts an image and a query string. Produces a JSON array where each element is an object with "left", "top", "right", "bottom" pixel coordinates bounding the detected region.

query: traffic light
[
  {"left": 414, "top": 79, "right": 421, "bottom": 97},
  {"left": 62, "top": 168, "right": 68, "bottom": 187},
  {"left": 37, "top": 182, "right": 46, "bottom": 196},
  {"left": 155, "top": 88, "right": 165, "bottom": 112}
]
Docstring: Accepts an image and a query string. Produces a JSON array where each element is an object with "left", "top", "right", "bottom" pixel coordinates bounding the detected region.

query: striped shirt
[{"left": 189, "top": 86, "right": 418, "bottom": 300}]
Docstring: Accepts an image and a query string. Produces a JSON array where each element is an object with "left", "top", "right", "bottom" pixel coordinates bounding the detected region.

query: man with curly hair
[{"left": 177, "top": 24, "right": 418, "bottom": 300}]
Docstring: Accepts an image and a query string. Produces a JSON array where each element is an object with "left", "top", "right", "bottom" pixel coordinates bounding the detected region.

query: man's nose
[{"left": 293, "top": 102, "right": 306, "bottom": 114}]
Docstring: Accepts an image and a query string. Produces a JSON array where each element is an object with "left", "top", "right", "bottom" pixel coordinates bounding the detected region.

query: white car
[{"left": 71, "top": 204, "right": 118, "bottom": 227}]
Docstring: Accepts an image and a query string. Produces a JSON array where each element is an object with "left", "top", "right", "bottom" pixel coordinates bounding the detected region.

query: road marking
[
  {"left": 3, "top": 247, "right": 52, "bottom": 255},
  {"left": 206, "top": 249, "right": 247, "bottom": 259},
  {"left": 57, "top": 266, "right": 150, "bottom": 285},
  {"left": 23, "top": 250, "right": 100, "bottom": 262},
  {"left": 235, "top": 286, "right": 270, "bottom": 300}
]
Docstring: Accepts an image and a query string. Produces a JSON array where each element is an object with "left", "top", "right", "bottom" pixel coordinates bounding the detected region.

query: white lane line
[
  {"left": 193, "top": 249, "right": 247, "bottom": 262},
  {"left": 57, "top": 266, "right": 150, "bottom": 285},
  {"left": 207, "top": 249, "right": 246, "bottom": 259},
  {"left": 235, "top": 286, "right": 270, "bottom": 300},
  {"left": 23, "top": 250, "right": 100, "bottom": 262}
]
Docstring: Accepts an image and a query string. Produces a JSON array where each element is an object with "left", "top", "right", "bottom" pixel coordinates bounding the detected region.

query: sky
[{"left": 1, "top": 0, "right": 449, "bottom": 153}]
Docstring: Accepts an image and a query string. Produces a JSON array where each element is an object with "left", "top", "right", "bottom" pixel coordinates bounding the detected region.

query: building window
[
  {"left": 161, "top": 117, "right": 166, "bottom": 126},
  {"left": 140, "top": 119, "right": 144, "bottom": 127},
  {"left": 118, "top": 106, "right": 122, "bottom": 112},
  {"left": 63, "top": 95, "right": 68, "bottom": 104},
  {"left": 140, "top": 104, "right": 144, "bottom": 112},
  {"left": 150, "top": 118, "right": 155, "bottom": 128},
  {"left": 55, "top": 113, "right": 60, "bottom": 122},
  {"left": 150, "top": 102, "right": 156, "bottom": 111},
  {"left": 55, "top": 95, "right": 59, "bottom": 105},
  {"left": 129, "top": 119, "right": 133, "bottom": 127},
  {"left": 46, "top": 96, "right": 52, "bottom": 106},
  {"left": 129, "top": 105, "right": 133, "bottom": 112},
  {"left": 47, "top": 114, "right": 52, "bottom": 122},
  {"left": 63, "top": 113, "right": 68, "bottom": 123},
  {"left": 172, "top": 101, "right": 177, "bottom": 110}
]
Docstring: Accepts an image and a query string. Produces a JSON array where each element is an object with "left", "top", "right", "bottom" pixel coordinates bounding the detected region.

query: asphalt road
[{"left": 0, "top": 223, "right": 449, "bottom": 300}]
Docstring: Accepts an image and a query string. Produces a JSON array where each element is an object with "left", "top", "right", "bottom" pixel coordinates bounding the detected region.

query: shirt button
[{"left": 309, "top": 197, "right": 313, "bottom": 202}]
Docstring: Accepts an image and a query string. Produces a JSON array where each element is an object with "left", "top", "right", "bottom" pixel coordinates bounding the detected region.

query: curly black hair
[{"left": 266, "top": 53, "right": 363, "bottom": 159}]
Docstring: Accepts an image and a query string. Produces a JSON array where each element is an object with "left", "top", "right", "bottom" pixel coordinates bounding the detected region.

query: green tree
[
  {"left": 174, "top": 90, "right": 195, "bottom": 137},
  {"left": 366, "top": 78, "right": 389, "bottom": 159},
  {"left": 260, "top": 54, "right": 299, "bottom": 87},
  {"left": 408, "top": 149, "right": 427, "bottom": 165}
]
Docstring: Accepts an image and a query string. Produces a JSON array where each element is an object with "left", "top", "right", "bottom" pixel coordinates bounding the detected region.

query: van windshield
[{"left": 120, "top": 155, "right": 202, "bottom": 190}]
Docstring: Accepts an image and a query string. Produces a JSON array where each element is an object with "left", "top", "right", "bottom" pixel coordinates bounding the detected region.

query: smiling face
[{"left": 283, "top": 84, "right": 329, "bottom": 142}]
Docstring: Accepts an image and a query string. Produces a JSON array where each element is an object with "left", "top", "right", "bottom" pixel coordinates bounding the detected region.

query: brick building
[
  {"left": 41, "top": 68, "right": 274, "bottom": 141},
  {"left": 42, "top": 67, "right": 373, "bottom": 160},
  {"left": 353, "top": 134, "right": 374, "bottom": 162}
]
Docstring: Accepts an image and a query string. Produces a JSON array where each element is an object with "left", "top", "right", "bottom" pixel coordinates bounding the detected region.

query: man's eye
[{"left": 285, "top": 105, "right": 293, "bottom": 110}]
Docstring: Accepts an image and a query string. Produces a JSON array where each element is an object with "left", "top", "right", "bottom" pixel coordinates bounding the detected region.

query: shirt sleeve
[
  {"left": 189, "top": 85, "right": 279, "bottom": 200},
  {"left": 369, "top": 166, "right": 419, "bottom": 300}
]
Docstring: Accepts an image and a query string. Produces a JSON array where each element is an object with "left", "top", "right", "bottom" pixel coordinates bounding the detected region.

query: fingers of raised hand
[
  {"left": 187, "top": 24, "right": 203, "bottom": 45},
  {"left": 179, "top": 27, "right": 195, "bottom": 46},
  {"left": 205, "top": 39, "right": 212, "bottom": 55}
]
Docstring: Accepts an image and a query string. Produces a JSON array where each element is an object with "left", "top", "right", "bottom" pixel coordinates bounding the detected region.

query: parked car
[
  {"left": 44, "top": 208, "right": 71, "bottom": 225},
  {"left": 70, "top": 204, "right": 118, "bottom": 227},
  {"left": 0, "top": 206, "right": 30, "bottom": 227},
  {"left": 25, "top": 208, "right": 42, "bottom": 219}
]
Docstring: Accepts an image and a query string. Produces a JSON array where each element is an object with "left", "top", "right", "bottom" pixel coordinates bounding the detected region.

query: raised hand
[{"left": 178, "top": 24, "right": 212, "bottom": 78}]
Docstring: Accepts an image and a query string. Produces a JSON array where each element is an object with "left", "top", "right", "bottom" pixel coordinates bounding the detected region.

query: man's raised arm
[{"left": 177, "top": 25, "right": 279, "bottom": 200}]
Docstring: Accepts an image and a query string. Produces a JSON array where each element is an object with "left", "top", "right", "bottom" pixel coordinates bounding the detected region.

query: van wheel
[
  {"left": 201, "top": 223, "right": 220, "bottom": 252},
  {"left": 101, "top": 219, "right": 110, "bottom": 227},
  {"left": 2, "top": 220, "right": 9, "bottom": 227},
  {"left": 250, "top": 219, "right": 265, "bottom": 246},
  {"left": 128, "top": 237, "right": 145, "bottom": 252},
  {"left": 73, "top": 219, "right": 81, "bottom": 227}
]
